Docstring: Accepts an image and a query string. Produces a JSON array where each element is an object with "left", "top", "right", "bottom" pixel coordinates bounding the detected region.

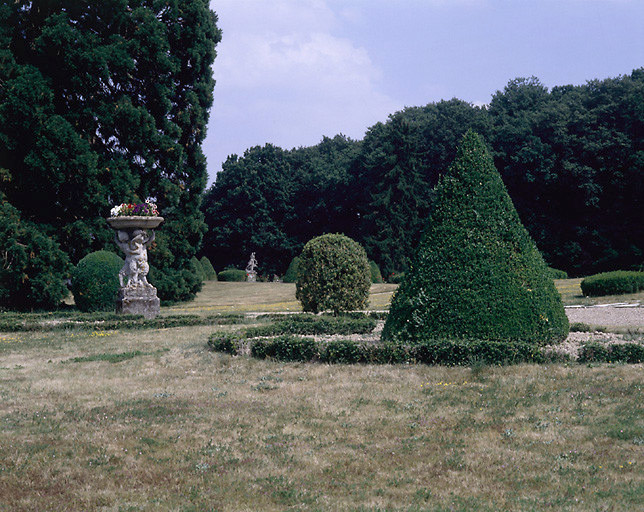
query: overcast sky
[{"left": 204, "top": 0, "right": 644, "bottom": 185}]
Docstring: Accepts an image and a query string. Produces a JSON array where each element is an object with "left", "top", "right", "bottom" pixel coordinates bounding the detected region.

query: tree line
[{"left": 202, "top": 69, "right": 644, "bottom": 279}]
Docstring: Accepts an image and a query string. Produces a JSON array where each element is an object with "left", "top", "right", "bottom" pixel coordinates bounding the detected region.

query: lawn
[{"left": 0, "top": 281, "right": 642, "bottom": 511}]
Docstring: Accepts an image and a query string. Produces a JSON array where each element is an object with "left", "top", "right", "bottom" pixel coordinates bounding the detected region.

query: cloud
[{"left": 204, "top": 0, "right": 400, "bottom": 181}]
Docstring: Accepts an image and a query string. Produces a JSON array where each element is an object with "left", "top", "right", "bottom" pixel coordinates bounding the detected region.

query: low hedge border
[
  {"left": 209, "top": 334, "right": 547, "bottom": 366},
  {"left": 244, "top": 314, "right": 377, "bottom": 338},
  {"left": 0, "top": 312, "right": 245, "bottom": 332},
  {"left": 580, "top": 271, "right": 644, "bottom": 297},
  {"left": 208, "top": 312, "right": 644, "bottom": 366}
]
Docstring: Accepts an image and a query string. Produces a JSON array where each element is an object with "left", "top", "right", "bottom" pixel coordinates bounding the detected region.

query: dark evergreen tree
[
  {"left": 0, "top": 0, "right": 220, "bottom": 304},
  {"left": 382, "top": 131, "right": 568, "bottom": 344}
]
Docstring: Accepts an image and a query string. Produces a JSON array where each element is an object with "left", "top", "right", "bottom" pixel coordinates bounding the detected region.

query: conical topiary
[{"left": 382, "top": 130, "right": 568, "bottom": 344}]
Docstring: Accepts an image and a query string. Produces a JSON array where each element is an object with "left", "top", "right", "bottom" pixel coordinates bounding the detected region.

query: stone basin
[{"left": 107, "top": 216, "right": 164, "bottom": 230}]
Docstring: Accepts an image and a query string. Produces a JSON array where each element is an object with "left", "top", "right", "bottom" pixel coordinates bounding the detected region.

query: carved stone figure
[
  {"left": 245, "top": 252, "right": 258, "bottom": 282},
  {"left": 115, "top": 229, "right": 155, "bottom": 288},
  {"left": 107, "top": 215, "right": 163, "bottom": 319}
]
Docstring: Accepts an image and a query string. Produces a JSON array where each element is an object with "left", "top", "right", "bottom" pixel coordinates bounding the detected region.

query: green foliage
[
  {"left": 282, "top": 256, "right": 300, "bottom": 283},
  {"left": 201, "top": 136, "right": 362, "bottom": 276},
  {"left": 387, "top": 271, "right": 405, "bottom": 284},
  {"left": 383, "top": 131, "right": 569, "bottom": 344},
  {"left": 208, "top": 332, "right": 245, "bottom": 355},
  {"left": 71, "top": 250, "right": 123, "bottom": 312},
  {"left": 578, "top": 342, "right": 644, "bottom": 364},
  {"left": 411, "top": 339, "right": 545, "bottom": 366},
  {"left": 0, "top": 311, "right": 245, "bottom": 332},
  {"left": 217, "top": 269, "right": 247, "bottom": 282},
  {"left": 201, "top": 70, "right": 644, "bottom": 280},
  {"left": 0, "top": 1, "right": 221, "bottom": 305},
  {"left": 548, "top": 267, "right": 569, "bottom": 279},
  {"left": 369, "top": 260, "right": 383, "bottom": 283},
  {"left": 320, "top": 339, "right": 361, "bottom": 364},
  {"left": 148, "top": 265, "right": 202, "bottom": 304},
  {"left": 251, "top": 336, "right": 318, "bottom": 362},
  {"left": 191, "top": 256, "right": 206, "bottom": 282},
  {"left": 296, "top": 234, "right": 371, "bottom": 314},
  {"left": 244, "top": 314, "right": 376, "bottom": 338},
  {"left": 580, "top": 271, "right": 644, "bottom": 297},
  {"left": 200, "top": 256, "right": 217, "bottom": 280},
  {"left": 0, "top": 200, "right": 70, "bottom": 310}
]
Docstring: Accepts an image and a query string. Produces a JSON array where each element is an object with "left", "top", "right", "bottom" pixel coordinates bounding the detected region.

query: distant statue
[
  {"left": 245, "top": 252, "right": 258, "bottom": 282},
  {"left": 115, "top": 229, "right": 155, "bottom": 288}
]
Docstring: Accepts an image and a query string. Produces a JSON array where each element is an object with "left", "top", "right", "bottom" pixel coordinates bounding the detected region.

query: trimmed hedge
[
  {"left": 548, "top": 267, "right": 569, "bottom": 280},
  {"left": 71, "top": 251, "right": 123, "bottom": 312},
  {"left": 251, "top": 335, "right": 318, "bottom": 362},
  {"left": 1, "top": 311, "right": 245, "bottom": 332},
  {"left": 369, "top": 261, "right": 384, "bottom": 283},
  {"left": 191, "top": 256, "right": 206, "bottom": 282},
  {"left": 383, "top": 131, "right": 569, "bottom": 345},
  {"left": 580, "top": 271, "right": 644, "bottom": 297},
  {"left": 200, "top": 256, "right": 218, "bottom": 280},
  {"left": 282, "top": 256, "right": 300, "bottom": 283},
  {"left": 578, "top": 342, "right": 644, "bottom": 364},
  {"left": 244, "top": 314, "right": 376, "bottom": 338},
  {"left": 218, "top": 269, "right": 247, "bottom": 282},
  {"left": 296, "top": 234, "right": 371, "bottom": 314}
]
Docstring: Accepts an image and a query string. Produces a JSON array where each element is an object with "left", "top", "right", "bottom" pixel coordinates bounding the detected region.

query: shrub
[
  {"left": 200, "top": 256, "right": 218, "bottom": 280},
  {"left": 207, "top": 332, "right": 245, "bottom": 355},
  {"left": 251, "top": 335, "right": 318, "bottom": 362},
  {"left": 296, "top": 234, "right": 371, "bottom": 314},
  {"left": 244, "top": 314, "right": 376, "bottom": 338},
  {"left": 191, "top": 256, "right": 206, "bottom": 282},
  {"left": 148, "top": 265, "right": 202, "bottom": 304},
  {"left": 369, "top": 260, "right": 384, "bottom": 283},
  {"left": 388, "top": 272, "right": 404, "bottom": 284},
  {"left": 282, "top": 256, "right": 300, "bottom": 283},
  {"left": 218, "top": 269, "right": 247, "bottom": 282},
  {"left": 580, "top": 271, "right": 644, "bottom": 297},
  {"left": 548, "top": 267, "right": 568, "bottom": 279},
  {"left": 320, "top": 339, "right": 361, "bottom": 364},
  {"left": 411, "top": 339, "right": 545, "bottom": 366},
  {"left": 0, "top": 200, "right": 70, "bottom": 310},
  {"left": 578, "top": 342, "right": 644, "bottom": 364},
  {"left": 383, "top": 131, "right": 569, "bottom": 345},
  {"left": 71, "top": 251, "right": 123, "bottom": 312}
]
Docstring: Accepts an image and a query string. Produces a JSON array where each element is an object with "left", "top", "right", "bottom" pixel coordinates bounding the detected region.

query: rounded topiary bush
[
  {"left": 580, "top": 271, "right": 644, "bottom": 297},
  {"left": 282, "top": 256, "right": 300, "bottom": 283},
  {"left": 200, "top": 256, "right": 218, "bottom": 280},
  {"left": 548, "top": 267, "right": 569, "bottom": 280},
  {"left": 218, "top": 269, "right": 247, "bottom": 282},
  {"left": 296, "top": 234, "right": 371, "bottom": 314},
  {"left": 71, "top": 250, "right": 123, "bottom": 312},
  {"left": 383, "top": 131, "right": 568, "bottom": 345}
]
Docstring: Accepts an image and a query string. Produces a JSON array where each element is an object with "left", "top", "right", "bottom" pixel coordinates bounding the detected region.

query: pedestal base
[{"left": 116, "top": 286, "right": 160, "bottom": 319}]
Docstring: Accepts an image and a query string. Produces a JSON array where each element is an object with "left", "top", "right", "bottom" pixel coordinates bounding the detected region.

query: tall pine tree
[{"left": 0, "top": 0, "right": 220, "bottom": 303}]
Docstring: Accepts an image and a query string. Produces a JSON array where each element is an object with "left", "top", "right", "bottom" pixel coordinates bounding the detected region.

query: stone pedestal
[{"left": 116, "top": 286, "right": 160, "bottom": 319}]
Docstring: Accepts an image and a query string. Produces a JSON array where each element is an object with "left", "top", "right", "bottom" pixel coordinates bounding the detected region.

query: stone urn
[{"left": 107, "top": 216, "right": 164, "bottom": 318}]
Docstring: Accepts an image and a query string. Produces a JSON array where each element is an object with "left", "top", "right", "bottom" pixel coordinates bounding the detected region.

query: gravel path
[{"left": 565, "top": 304, "right": 644, "bottom": 329}]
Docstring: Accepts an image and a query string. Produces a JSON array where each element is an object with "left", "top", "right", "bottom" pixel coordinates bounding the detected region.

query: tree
[
  {"left": 0, "top": 1, "right": 220, "bottom": 303},
  {"left": 382, "top": 131, "right": 569, "bottom": 344},
  {"left": 296, "top": 234, "right": 371, "bottom": 315}
]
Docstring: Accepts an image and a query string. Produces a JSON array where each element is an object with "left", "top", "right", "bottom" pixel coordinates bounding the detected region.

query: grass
[{"left": 1, "top": 279, "right": 643, "bottom": 510}]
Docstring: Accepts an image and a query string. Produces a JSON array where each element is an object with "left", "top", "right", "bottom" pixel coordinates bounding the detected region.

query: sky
[{"left": 203, "top": 0, "right": 644, "bottom": 185}]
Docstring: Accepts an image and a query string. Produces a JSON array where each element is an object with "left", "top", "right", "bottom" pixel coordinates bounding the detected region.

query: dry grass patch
[{"left": 0, "top": 325, "right": 642, "bottom": 511}]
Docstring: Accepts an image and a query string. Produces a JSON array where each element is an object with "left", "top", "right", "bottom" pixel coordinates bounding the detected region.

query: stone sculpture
[
  {"left": 246, "top": 252, "right": 258, "bottom": 282},
  {"left": 107, "top": 215, "right": 163, "bottom": 318}
]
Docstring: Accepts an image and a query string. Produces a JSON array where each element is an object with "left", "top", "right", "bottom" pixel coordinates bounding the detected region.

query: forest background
[{"left": 203, "top": 69, "right": 644, "bottom": 280}]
